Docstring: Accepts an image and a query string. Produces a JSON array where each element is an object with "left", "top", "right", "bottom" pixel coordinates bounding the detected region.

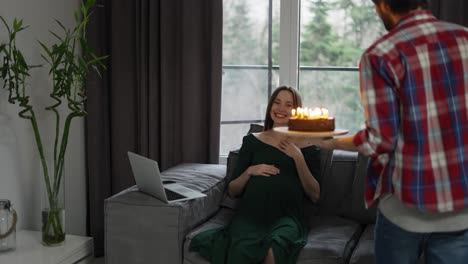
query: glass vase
[
  {"left": 41, "top": 160, "right": 66, "bottom": 246},
  {"left": 0, "top": 200, "right": 17, "bottom": 252},
  {"left": 41, "top": 207, "right": 65, "bottom": 246}
]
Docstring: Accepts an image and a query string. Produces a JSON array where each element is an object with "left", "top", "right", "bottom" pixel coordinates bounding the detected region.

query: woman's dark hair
[
  {"left": 263, "top": 86, "right": 302, "bottom": 131},
  {"left": 371, "top": 0, "right": 428, "bottom": 14}
]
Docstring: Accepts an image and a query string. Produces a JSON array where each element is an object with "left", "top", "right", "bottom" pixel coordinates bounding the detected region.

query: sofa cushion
[
  {"left": 317, "top": 150, "right": 357, "bottom": 217},
  {"left": 297, "top": 216, "right": 363, "bottom": 264},
  {"left": 345, "top": 153, "right": 377, "bottom": 224},
  {"left": 303, "top": 148, "right": 332, "bottom": 220},
  {"left": 349, "top": 224, "right": 375, "bottom": 264},
  {"left": 105, "top": 163, "right": 226, "bottom": 264},
  {"left": 247, "top": 123, "right": 264, "bottom": 134},
  {"left": 161, "top": 163, "right": 227, "bottom": 193},
  {"left": 220, "top": 149, "right": 241, "bottom": 210},
  {"left": 225, "top": 149, "right": 240, "bottom": 185}
]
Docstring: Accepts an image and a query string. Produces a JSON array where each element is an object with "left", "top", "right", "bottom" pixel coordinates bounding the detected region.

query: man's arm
[
  {"left": 319, "top": 135, "right": 358, "bottom": 152},
  {"left": 320, "top": 52, "right": 399, "bottom": 156}
]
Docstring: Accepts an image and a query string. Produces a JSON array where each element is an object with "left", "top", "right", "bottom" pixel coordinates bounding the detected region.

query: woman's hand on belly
[
  {"left": 247, "top": 164, "right": 280, "bottom": 177},
  {"left": 228, "top": 164, "right": 279, "bottom": 197}
]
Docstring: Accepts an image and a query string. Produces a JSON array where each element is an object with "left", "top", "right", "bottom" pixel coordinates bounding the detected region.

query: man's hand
[
  {"left": 293, "top": 136, "right": 322, "bottom": 148},
  {"left": 317, "top": 135, "right": 358, "bottom": 152},
  {"left": 317, "top": 137, "right": 336, "bottom": 150}
]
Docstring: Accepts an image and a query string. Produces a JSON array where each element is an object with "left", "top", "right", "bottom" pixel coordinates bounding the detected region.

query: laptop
[{"left": 127, "top": 151, "right": 206, "bottom": 203}]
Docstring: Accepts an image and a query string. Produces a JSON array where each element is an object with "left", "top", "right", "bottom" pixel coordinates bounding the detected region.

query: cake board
[{"left": 273, "top": 126, "right": 349, "bottom": 138}]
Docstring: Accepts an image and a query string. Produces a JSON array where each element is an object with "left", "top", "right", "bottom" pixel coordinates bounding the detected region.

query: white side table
[{"left": 0, "top": 230, "right": 93, "bottom": 264}]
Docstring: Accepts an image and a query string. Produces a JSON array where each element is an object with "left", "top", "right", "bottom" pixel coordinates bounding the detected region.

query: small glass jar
[{"left": 0, "top": 199, "right": 17, "bottom": 252}]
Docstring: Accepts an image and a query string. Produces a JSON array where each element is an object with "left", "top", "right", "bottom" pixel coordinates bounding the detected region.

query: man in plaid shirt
[{"left": 320, "top": 0, "right": 468, "bottom": 263}]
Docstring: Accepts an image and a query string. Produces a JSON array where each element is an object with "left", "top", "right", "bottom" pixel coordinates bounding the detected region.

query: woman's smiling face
[{"left": 270, "top": 90, "right": 294, "bottom": 127}]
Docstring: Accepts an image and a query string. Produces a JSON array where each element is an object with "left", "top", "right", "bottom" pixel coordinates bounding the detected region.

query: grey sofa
[{"left": 105, "top": 146, "right": 383, "bottom": 264}]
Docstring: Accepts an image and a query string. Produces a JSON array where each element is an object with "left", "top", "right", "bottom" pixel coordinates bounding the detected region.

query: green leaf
[
  {"left": 74, "top": 10, "right": 79, "bottom": 22},
  {"left": 38, "top": 41, "right": 53, "bottom": 58},
  {"left": 49, "top": 30, "right": 64, "bottom": 41},
  {"left": 87, "top": 55, "right": 108, "bottom": 67},
  {"left": 0, "top": 16, "right": 11, "bottom": 33},
  {"left": 54, "top": 19, "right": 66, "bottom": 32},
  {"left": 13, "top": 18, "right": 18, "bottom": 31},
  {"left": 86, "top": 0, "right": 95, "bottom": 9},
  {"left": 41, "top": 54, "right": 51, "bottom": 65},
  {"left": 15, "top": 51, "right": 28, "bottom": 69},
  {"left": 15, "top": 24, "right": 29, "bottom": 34},
  {"left": 81, "top": 2, "right": 87, "bottom": 17}
]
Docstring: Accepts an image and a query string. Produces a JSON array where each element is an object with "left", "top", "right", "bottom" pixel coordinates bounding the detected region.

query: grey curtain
[
  {"left": 85, "top": 0, "right": 222, "bottom": 256},
  {"left": 430, "top": 0, "right": 468, "bottom": 27}
]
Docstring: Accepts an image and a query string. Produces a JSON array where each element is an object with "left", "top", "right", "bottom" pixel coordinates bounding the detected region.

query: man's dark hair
[{"left": 371, "top": 0, "right": 429, "bottom": 14}]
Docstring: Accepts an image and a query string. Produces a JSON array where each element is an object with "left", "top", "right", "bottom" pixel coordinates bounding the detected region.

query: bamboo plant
[{"left": 0, "top": 0, "right": 106, "bottom": 245}]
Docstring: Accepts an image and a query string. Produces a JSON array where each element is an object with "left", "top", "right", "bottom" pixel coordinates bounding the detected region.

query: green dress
[{"left": 190, "top": 134, "right": 321, "bottom": 264}]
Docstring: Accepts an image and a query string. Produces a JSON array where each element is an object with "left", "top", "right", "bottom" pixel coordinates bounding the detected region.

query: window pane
[
  {"left": 223, "top": 0, "right": 271, "bottom": 65},
  {"left": 220, "top": 69, "right": 279, "bottom": 156},
  {"left": 299, "top": 70, "right": 364, "bottom": 133},
  {"left": 220, "top": 0, "right": 280, "bottom": 156},
  {"left": 300, "top": 0, "right": 385, "bottom": 67},
  {"left": 222, "top": 68, "right": 279, "bottom": 122},
  {"left": 220, "top": 123, "right": 251, "bottom": 156},
  {"left": 298, "top": 0, "right": 385, "bottom": 134}
]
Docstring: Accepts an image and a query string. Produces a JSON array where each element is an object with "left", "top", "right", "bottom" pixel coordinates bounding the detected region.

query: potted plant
[{"left": 0, "top": 0, "right": 106, "bottom": 245}]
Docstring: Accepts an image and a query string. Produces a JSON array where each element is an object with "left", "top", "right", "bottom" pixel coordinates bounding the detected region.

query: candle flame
[{"left": 291, "top": 107, "right": 329, "bottom": 119}]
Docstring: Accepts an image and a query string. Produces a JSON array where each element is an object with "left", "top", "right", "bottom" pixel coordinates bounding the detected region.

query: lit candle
[
  {"left": 321, "top": 108, "right": 329, "bottom": 118},
  {"left": 310, "top": 107, "right": 319, "bottom": 118},
  {"left": 292, "top": 106, "right": 331, "bottom": 119}
]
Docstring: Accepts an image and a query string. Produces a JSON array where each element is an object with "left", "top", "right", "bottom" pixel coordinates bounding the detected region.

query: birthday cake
[{"left": 288, "top": 107, "right": 335, "bottom": 132}]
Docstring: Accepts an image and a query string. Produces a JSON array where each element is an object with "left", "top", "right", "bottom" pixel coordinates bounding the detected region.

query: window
[{"left": 220, "top": 0, "right": 385, "bottom": 156}]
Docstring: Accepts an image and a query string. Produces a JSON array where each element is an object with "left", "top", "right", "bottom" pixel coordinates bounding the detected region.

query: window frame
[{"left": 279, "top": 0, "right": 300, "bottom": 88}]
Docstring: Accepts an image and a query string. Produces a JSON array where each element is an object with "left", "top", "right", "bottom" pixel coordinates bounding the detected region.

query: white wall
[{"left": 0, "top": 0, "right": 86, "bottom": 236}]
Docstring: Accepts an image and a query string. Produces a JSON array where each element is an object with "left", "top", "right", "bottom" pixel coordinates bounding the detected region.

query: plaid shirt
[{"left": 353, "top": 10, "right": 468, "bottom": 213}]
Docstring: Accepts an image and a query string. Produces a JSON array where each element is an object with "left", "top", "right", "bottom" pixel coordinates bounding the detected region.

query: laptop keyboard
[{"left": 164, "top": 188, "right": 186, "bottom": 201}]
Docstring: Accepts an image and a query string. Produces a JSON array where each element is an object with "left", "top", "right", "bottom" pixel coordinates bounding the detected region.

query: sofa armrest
[
  {"left": 219, "top": 149, "right": 241, "bottom": 210},
  {"left": 226, "top": 148, "right": 240, "bottom": 182},
  {"left": 105, "top": 163, "right": 226, "bottom": 264}
]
